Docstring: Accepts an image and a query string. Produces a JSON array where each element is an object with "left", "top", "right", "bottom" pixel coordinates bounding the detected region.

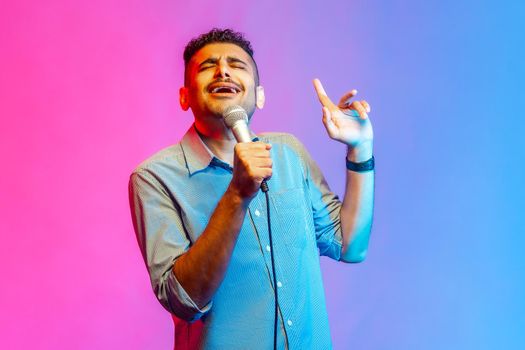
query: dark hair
[{"left": 183, "top": 28, "right": 259, "bottom": 85}]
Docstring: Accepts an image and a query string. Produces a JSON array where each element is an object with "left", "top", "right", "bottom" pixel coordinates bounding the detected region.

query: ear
[
  {"left": 255, "top": 86, "right": 265, "bottom": 109},
  {"left": 179, "top": 87, "right": 190, "bottom": 111}
]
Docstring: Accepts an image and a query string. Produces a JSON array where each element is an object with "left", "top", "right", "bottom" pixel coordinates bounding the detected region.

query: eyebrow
[
  {"left": 198, "top": 56, "right": 249, "bottom": 68},
  {"left": 227, "top": 57, "right": 248, "bottom": 66}
]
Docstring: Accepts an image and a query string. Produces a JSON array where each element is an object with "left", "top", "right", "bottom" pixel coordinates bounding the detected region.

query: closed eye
[
  {"left": 197, "top": 57, "right": 249, "bottom": 71},
  {"left": 227, "top": 57, "right": 248, "bottom": 69}
]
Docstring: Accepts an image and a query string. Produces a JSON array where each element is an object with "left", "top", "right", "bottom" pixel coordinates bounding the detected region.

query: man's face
[{"left": 182, "top": 43, "right": 261, "bottom": 121}]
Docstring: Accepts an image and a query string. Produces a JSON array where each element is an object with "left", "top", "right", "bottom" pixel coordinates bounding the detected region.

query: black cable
[{"left": 264, "top": 190, "right": 278, "bottom": 350}]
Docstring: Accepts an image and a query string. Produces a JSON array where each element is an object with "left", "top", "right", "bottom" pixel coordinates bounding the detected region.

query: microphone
[
  {"left": 222, "top": 105, "right": 252, "bottom": 142},
  {"left": 222, "top": 105, "right": 269, "bottom": 192}
]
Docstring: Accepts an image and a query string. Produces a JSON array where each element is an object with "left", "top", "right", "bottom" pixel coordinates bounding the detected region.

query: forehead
[{"left": 190, "top": 42, "right": 254, "bottom": 66}]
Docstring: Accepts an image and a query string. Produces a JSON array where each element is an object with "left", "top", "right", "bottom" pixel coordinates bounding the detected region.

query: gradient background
[{"left": 1, "top": 0, "right": 524, "bottom": 349}]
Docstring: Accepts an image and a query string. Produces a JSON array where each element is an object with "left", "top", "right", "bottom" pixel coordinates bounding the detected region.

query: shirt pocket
[{"left": 270, "top": 187, "right": 312, "bottom": 249}]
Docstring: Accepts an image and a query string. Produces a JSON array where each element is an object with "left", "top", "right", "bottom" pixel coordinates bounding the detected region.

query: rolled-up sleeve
[{"left": 128, "top": 170, "right": 211, "bottom": 322}]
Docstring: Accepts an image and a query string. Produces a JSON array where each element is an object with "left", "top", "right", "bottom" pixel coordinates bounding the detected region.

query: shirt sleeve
[
  {"left": 285, "top": 135, "right": 344, "bottom": 260},
  {"left": 128, "top": 170, "right": 212, "bottom": 322}
]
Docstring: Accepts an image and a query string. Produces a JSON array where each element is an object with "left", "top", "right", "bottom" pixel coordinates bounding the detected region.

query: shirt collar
[
  {"left": 180, "top": 124, "right": 215, "bottom": 175},
  {"left": 180, "top": 123, "right": 259, "bottom": 175}
]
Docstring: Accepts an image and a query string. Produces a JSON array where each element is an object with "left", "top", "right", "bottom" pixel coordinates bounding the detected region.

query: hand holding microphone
[{"left": 223, "top": 105, "right": 272, "bottom": 198}]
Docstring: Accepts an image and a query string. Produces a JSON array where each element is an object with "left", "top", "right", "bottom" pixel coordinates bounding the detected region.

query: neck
[{"left": 194, "top": 120, "right": 237, "bottom": 165}]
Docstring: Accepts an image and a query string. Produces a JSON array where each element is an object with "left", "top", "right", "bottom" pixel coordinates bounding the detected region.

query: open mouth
[{"left": 208, "top": 82, "right": 242, "bottom": 96}]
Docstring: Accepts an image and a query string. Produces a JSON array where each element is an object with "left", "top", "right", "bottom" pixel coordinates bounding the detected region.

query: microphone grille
[{"left": 223, "top": 105, "right": 248, "bottom": 128}]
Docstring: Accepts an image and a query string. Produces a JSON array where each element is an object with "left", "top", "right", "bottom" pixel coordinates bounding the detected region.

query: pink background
[{"left": 1, "top": 0, "right": 524, "bottom": 349}]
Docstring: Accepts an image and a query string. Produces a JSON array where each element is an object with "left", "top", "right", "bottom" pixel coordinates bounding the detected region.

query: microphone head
[{"left": 222, "top": 105, "right": 248, "bottom": 128}]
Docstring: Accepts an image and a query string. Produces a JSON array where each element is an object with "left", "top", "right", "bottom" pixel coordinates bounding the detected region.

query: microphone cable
[
  {"left": 222, "top": 106, "right": 287, "bottom": 348},
  {"left": 261, "top": 181, "right": 288, "bottom": 350}
]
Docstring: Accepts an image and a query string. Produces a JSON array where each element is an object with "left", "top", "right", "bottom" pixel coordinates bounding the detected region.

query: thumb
[{"left": 322, "top": 107, "right": 337, "bottom": 137}]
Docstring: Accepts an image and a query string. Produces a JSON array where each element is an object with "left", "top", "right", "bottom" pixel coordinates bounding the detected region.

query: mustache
[{"left": 207, "top": 78, "right": 243, "bottom": 91}]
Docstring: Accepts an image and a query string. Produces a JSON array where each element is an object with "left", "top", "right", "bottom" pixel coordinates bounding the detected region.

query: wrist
[
  {"left": 347, "top": 141, "right": 373, "bottom": 162},
  {"left": 225, "top": 183, "right": 252, "bottom": 208}
]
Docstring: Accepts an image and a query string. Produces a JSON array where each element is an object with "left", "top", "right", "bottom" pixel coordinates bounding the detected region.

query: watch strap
[{"left": 346, "top": 156, "right": 375, "bottom": 172}]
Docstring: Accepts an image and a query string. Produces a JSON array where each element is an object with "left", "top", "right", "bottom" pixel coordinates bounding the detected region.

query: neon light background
[{"left": 1, "top": 0, "right": 524, "bottom": 349}]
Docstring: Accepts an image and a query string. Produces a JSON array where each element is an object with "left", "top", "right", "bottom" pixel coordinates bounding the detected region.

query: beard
[{"left": 200, "top": 92, "right": 257, "bottom": 122}]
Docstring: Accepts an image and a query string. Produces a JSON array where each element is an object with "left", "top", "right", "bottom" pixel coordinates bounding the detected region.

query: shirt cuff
[
  {"left": 166, "top": 268, "right": 212, "bottom": 322},
  {"left": 319, "top": 229, "right": 343, "bottom": 261}
]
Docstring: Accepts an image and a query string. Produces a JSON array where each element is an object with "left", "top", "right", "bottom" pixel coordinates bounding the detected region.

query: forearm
[
  {"left": 340, "top": 142, "right": 375, "bottom": 262},
  {"left": 173, "top": 141, "right": 272, "bottom": 308},
  {"left": 173, "top": 185, "right": 249, "bottom": 308}
]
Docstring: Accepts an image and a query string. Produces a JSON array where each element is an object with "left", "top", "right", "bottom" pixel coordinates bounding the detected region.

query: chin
[{"left": 213, "top": 100, "right": 252, "bottom": 115}]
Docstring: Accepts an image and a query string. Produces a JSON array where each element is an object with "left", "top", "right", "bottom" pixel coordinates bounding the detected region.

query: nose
[{"left": 214, "top": 59, "right": 231, "bottom": 79}]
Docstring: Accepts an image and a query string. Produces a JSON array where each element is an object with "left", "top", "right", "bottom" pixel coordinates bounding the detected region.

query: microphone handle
[
  {"left": 231, "top": 120, "right": 252, "bottom": 143},
  {"left": 231, "top": 120, "right": 269, "bottom": 192}
]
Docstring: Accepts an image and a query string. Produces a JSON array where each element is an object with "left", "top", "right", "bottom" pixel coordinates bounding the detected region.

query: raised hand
[{"left": 313, "top": 78, "right": 373, "bottom": 149}]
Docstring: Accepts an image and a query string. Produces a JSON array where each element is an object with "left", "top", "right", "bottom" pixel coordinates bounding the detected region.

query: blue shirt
[{"left": 129, "top": 125, "right": 344, "bottom": 349}]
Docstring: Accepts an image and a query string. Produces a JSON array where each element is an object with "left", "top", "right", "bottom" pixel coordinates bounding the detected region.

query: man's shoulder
[
  {"left": 257, "top": 132, "right": 308, "bottom": 155},
  {"left": 257, "top": 131, "right": 301, "bottom": 146},
  {"left": 131, "top": 142, "right": 185, "bottom": 176}
]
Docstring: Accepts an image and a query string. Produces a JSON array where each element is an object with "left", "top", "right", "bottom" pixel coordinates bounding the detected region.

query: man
[{"left": 129, "top": 28, "right": 374, "bottom": 349}]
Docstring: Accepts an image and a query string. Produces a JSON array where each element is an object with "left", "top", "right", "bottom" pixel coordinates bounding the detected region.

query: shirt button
[
  {"left": 255, "top": 209, "right": 261, "bottom": 217},
  {"left": 266, "top": 245, "right": 271, "bottom": 252},
  {"left": 277, "top": 281, "right": 282, "bottom": 288},
  {"left": 287, "top": 320, "right": 293, "bottom": 326}
]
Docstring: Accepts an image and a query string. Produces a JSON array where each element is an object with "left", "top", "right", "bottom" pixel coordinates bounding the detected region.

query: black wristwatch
[{"left": 346, "top": 156, "right": 375, "bottom": 172}]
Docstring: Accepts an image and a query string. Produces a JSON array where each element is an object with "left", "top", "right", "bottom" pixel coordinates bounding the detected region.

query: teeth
[{"left": 211, "top": 87, "right": 237, "bottom": 93}]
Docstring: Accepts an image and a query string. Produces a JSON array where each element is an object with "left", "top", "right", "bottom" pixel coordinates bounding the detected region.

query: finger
[
  {"left": 238, "top": 148, "right": 271, "bottom": 160},
  {"left": 249, "top": 143, "right": 272, "bottom": 158},
  {"left": 253, "top": 168, "right": 273, "bottom": 182},
  {"left": 263, "top": 142, "right": 272, "bottom": 150},
  {"left": 338, "top": 89, "right": 358, "bottom": 107},
  {"left": 343, "top": 109, "right": 360, "bottom": 118},
  {"left": 253, "top": 157, "right": 273, "bottom": 168},
  {"left": 312, "top": 78, "right": 336, "bottom": 108},
  {"left": 251, "top": 149, "right": 272, "bottom": 158},
  {"left": 237, "top": 142, "right": 271, "bottom": 152},
  {"left": 251, "top": 141, "right": 272, "bottom": 150},
  {"left": 322, "top": 106, "right": 338, "bottom": 136},
  {"left": 262, "top": 168, "right": 273, "bottom": 180},
  {"left": 361, "top": 100, "right": 371, "bottom": 113},
  {"left": 351, "top": 101, "right": 368, "bottom": 120}
]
